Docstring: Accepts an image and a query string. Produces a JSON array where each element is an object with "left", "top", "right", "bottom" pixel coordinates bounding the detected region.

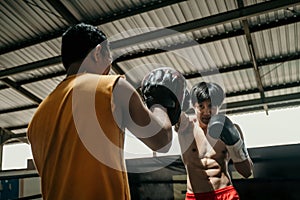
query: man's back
[{"left": 27, "top": 74, "right": 130, "bottom": 200}]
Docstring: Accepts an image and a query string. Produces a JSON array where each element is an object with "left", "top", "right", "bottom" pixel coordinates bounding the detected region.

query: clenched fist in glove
[
  {"left": 141, "top": 67, "right": 189, "bottom": 125},
  {"left": 208, "top": 114, "right": 249, "bottom": 163}
]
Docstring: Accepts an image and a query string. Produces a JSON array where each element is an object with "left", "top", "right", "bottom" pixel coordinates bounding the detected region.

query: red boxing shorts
[{"left": 185, "top": 185, "right": 240, "bottom": 200}]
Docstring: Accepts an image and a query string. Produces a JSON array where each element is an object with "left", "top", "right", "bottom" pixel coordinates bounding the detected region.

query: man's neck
[{"left": 66, "top": 62, "right": 83, "bottom": 76}]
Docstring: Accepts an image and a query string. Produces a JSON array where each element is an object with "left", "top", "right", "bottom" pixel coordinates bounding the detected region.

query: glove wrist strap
[{"left": 226, "top": 139, "right": 249, "bottom": 163}]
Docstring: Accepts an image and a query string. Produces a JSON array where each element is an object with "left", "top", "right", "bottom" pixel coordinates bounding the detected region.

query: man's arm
[
  {"left": 233, "top": 124, "right": 253, "bottom": 178},
  {"left": 113, "top": 77, "right": 172, "bottom": 153},
  {"left": 208, "top": 114, "right": 253, "bottom": 178}
]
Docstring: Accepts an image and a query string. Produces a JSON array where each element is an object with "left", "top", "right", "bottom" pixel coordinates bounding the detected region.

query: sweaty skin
[
  {"left": 177, "top": 113, "right": 232, "bottom": 193},
  {"left": 176, "top": 98, "right": 251, "bottom": 193}
]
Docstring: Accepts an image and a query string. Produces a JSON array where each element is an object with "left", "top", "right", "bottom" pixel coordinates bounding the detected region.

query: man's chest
[{"left": 178, "top": 121, "right": 228, "bottom": 163}]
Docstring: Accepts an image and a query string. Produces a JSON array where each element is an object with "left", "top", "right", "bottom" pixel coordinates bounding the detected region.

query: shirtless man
[{"left": 175, "top": 82, "right": 253, "bottom": 200}]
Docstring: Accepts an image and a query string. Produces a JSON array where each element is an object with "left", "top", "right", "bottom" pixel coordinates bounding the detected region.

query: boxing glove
[
  {"left": 208, "top": 114, "right": 249, "bottom": 163},
  {"left": 182, "top": 89, "right": 191, "bottom": 112},
  {"left": 141, "top": 67, "right": 187, "bottom": 125}
]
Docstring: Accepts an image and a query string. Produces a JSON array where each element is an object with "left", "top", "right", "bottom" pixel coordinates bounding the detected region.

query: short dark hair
[
  {"left": 190, "top": 82, "right": 225, "bottom": 107},
  {"left": 61, "top": 23, "right": 108, "bottom": 70}
]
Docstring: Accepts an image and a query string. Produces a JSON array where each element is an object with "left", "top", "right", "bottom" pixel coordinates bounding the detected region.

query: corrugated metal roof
[
  {"left": 0, "top": 88, "right": 34, "bottom": 110},
  {"left": 0, "top": 0, "right": 67, "bottom": 48},
  {"left": 0, "top": 0, "right": 300, "bottom": 142},
  {"left": 23, "top": 76, "right": 65, "bottom": 99}
]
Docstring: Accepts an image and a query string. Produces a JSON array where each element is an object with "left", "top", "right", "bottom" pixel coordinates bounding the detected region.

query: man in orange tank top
[{"left": 27, "top": 23, "right": 188, "bottom": 199}]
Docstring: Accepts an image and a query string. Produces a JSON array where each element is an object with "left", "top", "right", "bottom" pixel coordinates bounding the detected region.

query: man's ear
[{"left": 93, "top": 44, "right": 102, "bottom": 62}]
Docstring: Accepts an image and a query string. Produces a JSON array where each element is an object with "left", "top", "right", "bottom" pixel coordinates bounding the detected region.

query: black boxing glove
[
  {"left": 208, "top": 114, "right": 249, "bottom": 163},
  {"left": 141, "top": 67, "right": 187, "bottom": 125}
]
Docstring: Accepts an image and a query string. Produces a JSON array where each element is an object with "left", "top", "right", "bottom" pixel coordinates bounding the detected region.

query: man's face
[
  {"left": 98, "top": 43, "right": 112, "bottom": 75},
  {"left": 79, "top": 43, "right": 112, "bottom": 75},
  {"left": 194, "top": 99, "right": 219, "bottom": 128}
]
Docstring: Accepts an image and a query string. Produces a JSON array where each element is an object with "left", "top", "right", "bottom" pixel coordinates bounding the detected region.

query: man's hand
[
  {"left": 208, "top": 114, "right": 249, "bottom": 163},
  {"left": 141, "top": 67, "right": 187, "bottom": 125}
]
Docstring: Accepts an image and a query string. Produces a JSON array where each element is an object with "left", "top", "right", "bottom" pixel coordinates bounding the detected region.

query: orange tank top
[{"left": 27, "top": 73, "right": 130, "bottom": 200}]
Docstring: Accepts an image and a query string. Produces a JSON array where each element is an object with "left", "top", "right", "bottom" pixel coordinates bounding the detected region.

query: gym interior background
[{"left": 0, "top": 0, "right": 300, "bottom": 199}]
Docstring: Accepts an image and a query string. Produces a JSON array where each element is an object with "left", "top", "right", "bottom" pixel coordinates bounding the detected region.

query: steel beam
[
  {"left": 0, "top": 0, "right": 187, "bottom": 54},
  {"left": 110, "top": 0, "right": 300, "bottom": 50}
]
